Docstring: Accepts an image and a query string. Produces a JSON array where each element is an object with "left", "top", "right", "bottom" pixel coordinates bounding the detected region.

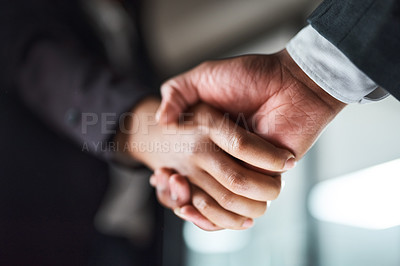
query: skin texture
[
  {"left": 153, "top": 49, "right": 346, "bottom": 230},
  {"left": 157, "top": 50, "right": 346, "bottom": 158},
  {"left": 117, "top": 99, "right": 294, "bottom": 230}
]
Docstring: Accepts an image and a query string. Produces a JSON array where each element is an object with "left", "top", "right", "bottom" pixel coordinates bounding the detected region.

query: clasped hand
[
  {"left": 129, "top": 100, "right": 294, "bottom": 231},
  {"left": 147, "top": 50, "right": 345, "bottom": 231}
]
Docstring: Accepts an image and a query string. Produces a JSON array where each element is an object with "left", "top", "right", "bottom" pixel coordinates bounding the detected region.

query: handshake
[{"left": 119, "top": 50, "right": 345, "bottom": 231}]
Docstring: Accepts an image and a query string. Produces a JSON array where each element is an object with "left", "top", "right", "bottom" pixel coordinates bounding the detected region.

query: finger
[
  {"left": 197, "top": 149, "right": 282, "bottom": 202},
  {"left": 156, "top": 90, "right": 184, "bottom": 124},
  {"left": 169, "top": 174, "right": 191, "bottom": 205},
  {"left": 149, "top": 174, "right": 157, "bottom": 187},
  {"left": 188, "top": 167, "right": 267, "bottom": 218},
  {"left": 208, "top": 113, "right": 296, "bottom": 172},
  {"left": 153, "top": 169, "right": 224, "bottom": 231},
  {"left": 152, "top": 168, "right": 189, "bottom": 209},
  {"left": 174, "top": 205, "right": 223, "bottom": 231},
  {"left": 153, "top": 168, "right": 174, "bottom": 209},
  {"left": 157, "top": 76, "right": 199, "bottom": 124},
  {"left": 150, "top": 168, "right": 175, "bottom": 188},
  {"left": 191, "top": 186, "right": 254, "bottom": 230}
]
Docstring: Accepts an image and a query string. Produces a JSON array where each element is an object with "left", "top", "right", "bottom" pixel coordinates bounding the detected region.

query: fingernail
[
  {"left": 242, "top": 218, "right": 254, "bottom": 229},
  {"left": 174, "top": 208, "right": 186, "bottom": 219},
  {"left": 169, "top": 178, "right": 178, "bottom": 201},
  {"left": 283, "top": 157, "right": 296, "bottom": 170},
  {"left": 149, "top": 175, "right": 157, "bottom": 187}
]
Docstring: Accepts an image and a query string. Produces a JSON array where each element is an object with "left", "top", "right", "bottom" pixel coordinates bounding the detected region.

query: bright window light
[
  {"left": 308, "top": 158, "right": 400, "bottom": 230},
  {"left": 183, "top": 221, "right": 251, "bottom": 253}
]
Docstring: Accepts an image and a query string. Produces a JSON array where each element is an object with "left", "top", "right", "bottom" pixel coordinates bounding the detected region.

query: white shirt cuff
[{"left": 286, "top": 25, "right": 389, "bottom": 104}]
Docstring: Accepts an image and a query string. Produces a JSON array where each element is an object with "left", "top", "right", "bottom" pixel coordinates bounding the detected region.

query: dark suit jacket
[
  {"left": 308, "top": 0, "right": 400, "bottom": 100},
  {"left": 0, "top": 0, "right": 160, "bottom": 265}
]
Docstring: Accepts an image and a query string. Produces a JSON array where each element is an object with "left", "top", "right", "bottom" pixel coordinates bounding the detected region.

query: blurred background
[
  {"left": 2, "top": 0, "right": 400, "bottom": 265},
  {"left": 140, "top": 0, "right": 400, "bottom": 265}
]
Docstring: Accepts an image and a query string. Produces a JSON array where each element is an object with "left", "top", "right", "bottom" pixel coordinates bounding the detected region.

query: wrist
[
  {"left": 277, "top": 49, "right": 346, "bottom": 117},
  {"left": 255, "top": 49, "right": 347, "bottom": 158},
  {"left": 114, "top": 97, "right": 161, "bottom": 166}
]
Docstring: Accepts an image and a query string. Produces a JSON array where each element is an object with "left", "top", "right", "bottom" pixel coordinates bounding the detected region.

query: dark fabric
[
  {"left": 308, "top": 0, "right": 400, "bottom": 100},
  {"left": 0, "top": 0, "right": 159, "bottom": 157},
  {"left": 0, "top": 0, "right": 161, "bottom": 264},
  {"left": 0, "top": 93, "right": 109, "bottom": 265},
  {"left": 17, "top": 39, "right": 153, "bottom": 158},
  {"left": 0, "top": 95, "right": 163, "bottom": 265}
]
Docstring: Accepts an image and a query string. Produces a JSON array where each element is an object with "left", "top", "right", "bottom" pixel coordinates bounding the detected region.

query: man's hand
[
  {"left": 117, "top": 99, "right": 292, "bottom": 230},
  {"left": 157, "top": 49, "right": 346, "bottom": 158},
  {"left": 154, "top": 49, "right": 346, "bottom": 230}
]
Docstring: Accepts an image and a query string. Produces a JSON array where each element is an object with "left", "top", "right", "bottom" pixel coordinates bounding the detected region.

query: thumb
[{"left": 156, "top": 75, "right": 200, "bottom": 124}]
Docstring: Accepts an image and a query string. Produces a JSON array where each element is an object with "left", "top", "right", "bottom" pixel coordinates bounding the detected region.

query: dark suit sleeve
[
  {"left": 17, "top": 40, "right": 156, "bottom": 158},
  {"left": 0, "top": 1, "right": 158, "bottom": 159},
  {"left": 308, "top": 0, "right": 400, "bottom": 100}
]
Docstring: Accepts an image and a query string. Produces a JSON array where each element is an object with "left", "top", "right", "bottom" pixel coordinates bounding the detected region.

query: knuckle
[
  {"left": 227, "top": 132, "right": 247, "bottom": 153},
  {"left": 210, "top": 157, "right": 229, "bottom": 174},
  {"left": 187, "top": 136, "right": 210, "bottom": 158},
  {"left": 161, "top": 81, "right": 179, "bottom": 99},
  {"left": 226, "top": 171, "right": 248, "bottom": 194}
]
